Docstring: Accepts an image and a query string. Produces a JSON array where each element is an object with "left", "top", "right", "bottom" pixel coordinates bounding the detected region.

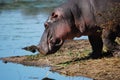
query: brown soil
[{"left": 1, "top": 40, "right": 120, "bottom": 80}]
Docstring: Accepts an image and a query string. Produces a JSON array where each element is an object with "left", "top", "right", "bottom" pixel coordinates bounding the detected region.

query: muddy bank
[{"left": 1, "top": 40, "right": 120, "bottom": 80}]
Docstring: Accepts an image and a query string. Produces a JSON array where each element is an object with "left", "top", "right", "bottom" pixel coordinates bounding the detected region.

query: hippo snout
[
  {"left": 37, "top": 45, "right": 49, "bottom": 55},
  {"left": 22, "top": 45, "right": 49, "bottom": 55},
  {"left": 37, "top": 42, "right": 63, "bottom": 55}
]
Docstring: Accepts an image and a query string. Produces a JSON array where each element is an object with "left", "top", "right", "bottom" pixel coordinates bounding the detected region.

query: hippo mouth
[
  {"left": 47, "top": 39, "right": 64, "bottom": 54},
  {"left": 37, "top": 39, "right": 64, "bottom": 55},
  {"left": 49, "top": 39, "right": 63, "bottom": 51},
  {"left": 22, "top": 39, "right": 63, "bottom": 55}
]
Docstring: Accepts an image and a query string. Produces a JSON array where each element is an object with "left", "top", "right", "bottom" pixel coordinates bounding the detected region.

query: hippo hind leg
[{"left": 102, "top": 26, "right": 120, "bottom": 57}]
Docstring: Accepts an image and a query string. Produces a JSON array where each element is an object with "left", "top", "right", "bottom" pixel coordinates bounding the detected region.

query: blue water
[
  {"left": 0, "top": 9, "right": 45, "bottom": 57},
  {"left": 0, "top": 1, "right": 90, "bottom": 80},
  {"left": 0, "top": 61, "right": 92, "bottom": 80}
]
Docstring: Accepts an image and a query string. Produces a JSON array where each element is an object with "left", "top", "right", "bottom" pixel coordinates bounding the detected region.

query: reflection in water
[{"left": 42, "top": 77, "right": 55, "bottom": 80}]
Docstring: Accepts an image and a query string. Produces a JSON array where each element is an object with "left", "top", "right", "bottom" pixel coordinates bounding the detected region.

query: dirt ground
[{"left": 1, "top": 40, "right": 120, "bottom": 80}]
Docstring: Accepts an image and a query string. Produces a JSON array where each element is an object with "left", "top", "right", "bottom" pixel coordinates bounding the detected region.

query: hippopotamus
[{"left": 23, "top": 0, "right": 120, "bottom": 58}]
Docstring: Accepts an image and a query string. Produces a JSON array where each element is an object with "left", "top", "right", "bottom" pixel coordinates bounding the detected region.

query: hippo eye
[{"left": 44, "top": 22, "right": 49, "bottom": 28}]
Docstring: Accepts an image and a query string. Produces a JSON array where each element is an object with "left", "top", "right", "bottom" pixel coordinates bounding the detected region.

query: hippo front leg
[{"left": 88, "top": 35, "right": 103, "bottom": 59}]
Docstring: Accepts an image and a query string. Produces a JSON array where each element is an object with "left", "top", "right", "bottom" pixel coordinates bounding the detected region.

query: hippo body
[{"left": 24, "top": 0, "right": 120, "bottom": 58}]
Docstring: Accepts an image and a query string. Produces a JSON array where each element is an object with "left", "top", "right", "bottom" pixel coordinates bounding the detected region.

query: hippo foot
[
  {"left": 113, "top": 50, "right": 120, "bottom": 57},
  {"left": 88, "top": 52, "right": 102, "bottom": 59},
  {"left": 106, "top": 48, "right": 120, "bottom": 57},
  {"left": 22, "top": 45, "right": 37, "bottom": 53}
]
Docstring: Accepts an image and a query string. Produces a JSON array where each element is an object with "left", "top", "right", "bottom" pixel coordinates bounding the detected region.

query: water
[
  {"left": 0, "top": 61, "right": 92, "bottom": 80},
  {"left": 0, "top": 1, "right": 90, "bottom": 80}
]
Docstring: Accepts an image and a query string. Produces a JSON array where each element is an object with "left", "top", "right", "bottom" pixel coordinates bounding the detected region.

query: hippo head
[{"left": 37, "top": 8, "right": 81, "bottom": 55}]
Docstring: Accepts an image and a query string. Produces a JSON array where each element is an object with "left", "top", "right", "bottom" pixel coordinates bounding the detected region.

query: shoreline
[{"left": 1, "top": 40, "right": 120, "bottom": 80}]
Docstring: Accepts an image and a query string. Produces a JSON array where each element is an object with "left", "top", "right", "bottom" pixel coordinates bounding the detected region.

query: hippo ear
[{"left": 51, "top": 12, "right": 58, "bottom": 18}]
